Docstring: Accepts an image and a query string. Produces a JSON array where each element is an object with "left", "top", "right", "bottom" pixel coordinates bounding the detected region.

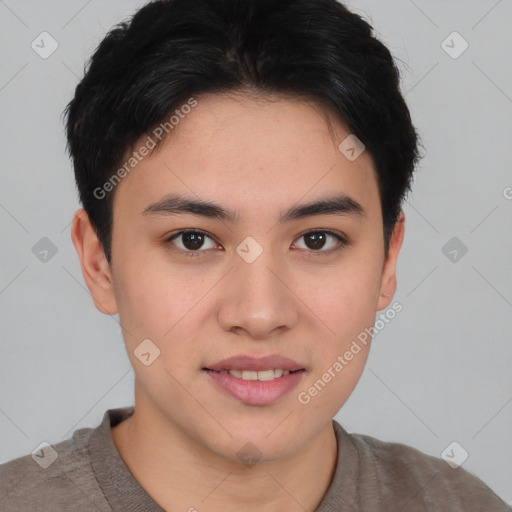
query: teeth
[
  {"left": 225, "top": 369, "right": 292, "bottom": 380},
  {"left": 257, "top": 370, "right": 274, "bottom": 381}
]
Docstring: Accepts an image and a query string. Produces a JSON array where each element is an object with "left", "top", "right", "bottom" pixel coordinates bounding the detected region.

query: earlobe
[
  {"left": 70, "top": 208, "right": 118, "bottom": 315},
  {"left": 377, "top": 210, "right": 405, "bottom": 311}
]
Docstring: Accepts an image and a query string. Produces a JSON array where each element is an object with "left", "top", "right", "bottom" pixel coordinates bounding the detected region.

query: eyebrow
[{"left": 141, "top": 193, "right": 366, "bottom": 223}]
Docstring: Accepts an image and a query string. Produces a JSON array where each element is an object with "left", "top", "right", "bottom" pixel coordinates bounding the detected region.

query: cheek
[
  {"left": 113, "top": 244, "right": 177, "bottom": 316},
  {"left": 295, "top": 259, "right": 381, "bottom": 336},
  {"left": 112, "top": 256, "right": 212, "bottom": 370},
  {"left": 296, "top": 337, "right": 371, "bottom": 419},
  {"left": 112, "top": 257, "right": 175, "bottom": 343}
]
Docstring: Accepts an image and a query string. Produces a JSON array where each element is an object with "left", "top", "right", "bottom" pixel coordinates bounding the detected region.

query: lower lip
[{"left": 203, "top": 370, "right": 305, "bottom": 406}]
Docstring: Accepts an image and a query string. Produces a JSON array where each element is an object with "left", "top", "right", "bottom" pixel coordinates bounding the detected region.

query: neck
[{"left": 111, "top": 391, "right": 338, "bottom": 512}]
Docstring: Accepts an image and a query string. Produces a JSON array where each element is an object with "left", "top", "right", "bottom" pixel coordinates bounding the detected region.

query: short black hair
[{"left": 64, "top": 0, "right": 424, "bottom": 265}]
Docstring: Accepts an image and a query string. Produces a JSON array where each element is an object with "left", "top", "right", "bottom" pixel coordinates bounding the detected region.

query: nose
[{"left": 217, "top": 249, "right": 299, "bottom": 340}]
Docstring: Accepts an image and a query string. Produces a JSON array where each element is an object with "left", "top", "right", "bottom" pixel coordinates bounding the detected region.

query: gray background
[{"left": 1, "top": 0, "right": 511, "bottom": 505}]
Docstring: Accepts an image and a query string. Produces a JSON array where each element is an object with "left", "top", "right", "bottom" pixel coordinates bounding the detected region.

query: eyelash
[{"left": 163, "top": 229, "right": 348, "bottom": 258}]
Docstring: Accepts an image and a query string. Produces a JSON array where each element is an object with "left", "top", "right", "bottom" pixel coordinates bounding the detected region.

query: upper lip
[{"left": 205, "top": 354, "right": 305, "bottom": 372}]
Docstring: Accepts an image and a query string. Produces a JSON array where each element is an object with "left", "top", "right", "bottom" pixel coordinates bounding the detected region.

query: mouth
[
  {"left": 202, "top": 354, "right": 307, "bottom": 405},
  {"left": 203, "top": 368, "right": 306, "bottom": 381}
]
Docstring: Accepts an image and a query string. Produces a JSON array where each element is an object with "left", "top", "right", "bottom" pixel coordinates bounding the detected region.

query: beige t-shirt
[{"left": 0, "top": 406, "right": 510, "bottom": 511}]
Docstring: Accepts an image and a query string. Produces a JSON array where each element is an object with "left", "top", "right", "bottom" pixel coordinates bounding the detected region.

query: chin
[{"left": 204, "top": 417, "right": 311, "bottom": 463}]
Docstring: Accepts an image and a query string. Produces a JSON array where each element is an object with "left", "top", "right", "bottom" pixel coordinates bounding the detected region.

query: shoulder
[
  {"left": 0, "top": 427, "right": 109, "bottom": 512},
  {"left": 337, "top": 423, "right": 511, "bottom": 510}
]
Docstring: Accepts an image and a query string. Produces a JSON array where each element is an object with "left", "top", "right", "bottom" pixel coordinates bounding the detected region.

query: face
[{"left": 73, "top": 92, "right": 404, "bottom": 463}]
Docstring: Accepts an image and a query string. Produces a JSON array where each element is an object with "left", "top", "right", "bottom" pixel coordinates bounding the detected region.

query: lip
[
  {"left": 203, "top": 369, "right": 305, "bottom": 406},
  {"left": 204, "top": 354, "right": 305, "bottom": 372},
  {"left": 203, "top": 354, "right": 306, "bottom": 406}
]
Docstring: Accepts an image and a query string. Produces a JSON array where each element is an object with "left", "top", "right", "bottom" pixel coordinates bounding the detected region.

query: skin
[{"left": 71, "top": 91, "right": 405, "bottom": 511}]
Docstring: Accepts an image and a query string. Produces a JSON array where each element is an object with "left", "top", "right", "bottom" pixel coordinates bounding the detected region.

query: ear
[
  {"left": 70, "top": 208, "right": 118, "bottom": 315},
  {"left": 377, "top": 210, "right": 405, "bottom": 311}
]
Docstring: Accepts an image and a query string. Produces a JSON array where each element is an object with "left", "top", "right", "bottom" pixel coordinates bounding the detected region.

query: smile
[{"left": 205, "top": 368, "right": 304, "bottom": 381}]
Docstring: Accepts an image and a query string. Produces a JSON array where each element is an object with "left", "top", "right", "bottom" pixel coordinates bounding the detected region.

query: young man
[{"left": 1, "top": 0, "right": 510, "bottom": 510}]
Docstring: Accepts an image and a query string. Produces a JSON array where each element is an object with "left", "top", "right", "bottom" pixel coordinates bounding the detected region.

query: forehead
[{"left": 112, "top": 92, "right": 381, "bottom": 223}]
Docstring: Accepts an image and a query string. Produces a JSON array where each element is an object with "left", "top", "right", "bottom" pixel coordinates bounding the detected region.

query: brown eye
[
  {"left": 293, "top": 231, "right": 347, "bottom": 253},
  {"left": 180, "top": 232, "right": 206, "bottom": 250},
  {"left": 164, "top": 230, "right": 217, "bottom": 256}
]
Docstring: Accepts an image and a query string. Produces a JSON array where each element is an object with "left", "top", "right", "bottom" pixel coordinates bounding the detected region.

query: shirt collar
[{"left": 89, "top": 406, "right": 165, "bottom": 511}]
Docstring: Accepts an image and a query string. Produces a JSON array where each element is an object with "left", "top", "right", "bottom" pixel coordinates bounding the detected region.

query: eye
[
  {"left": 164, "top": 229, "right": 218, "bottom": 257},
  {"left": 292, "top": 230, "right": 347, "bottom": 254},
  {"left": 163, "top": 228, "right": 348, "bottom": 258}
]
